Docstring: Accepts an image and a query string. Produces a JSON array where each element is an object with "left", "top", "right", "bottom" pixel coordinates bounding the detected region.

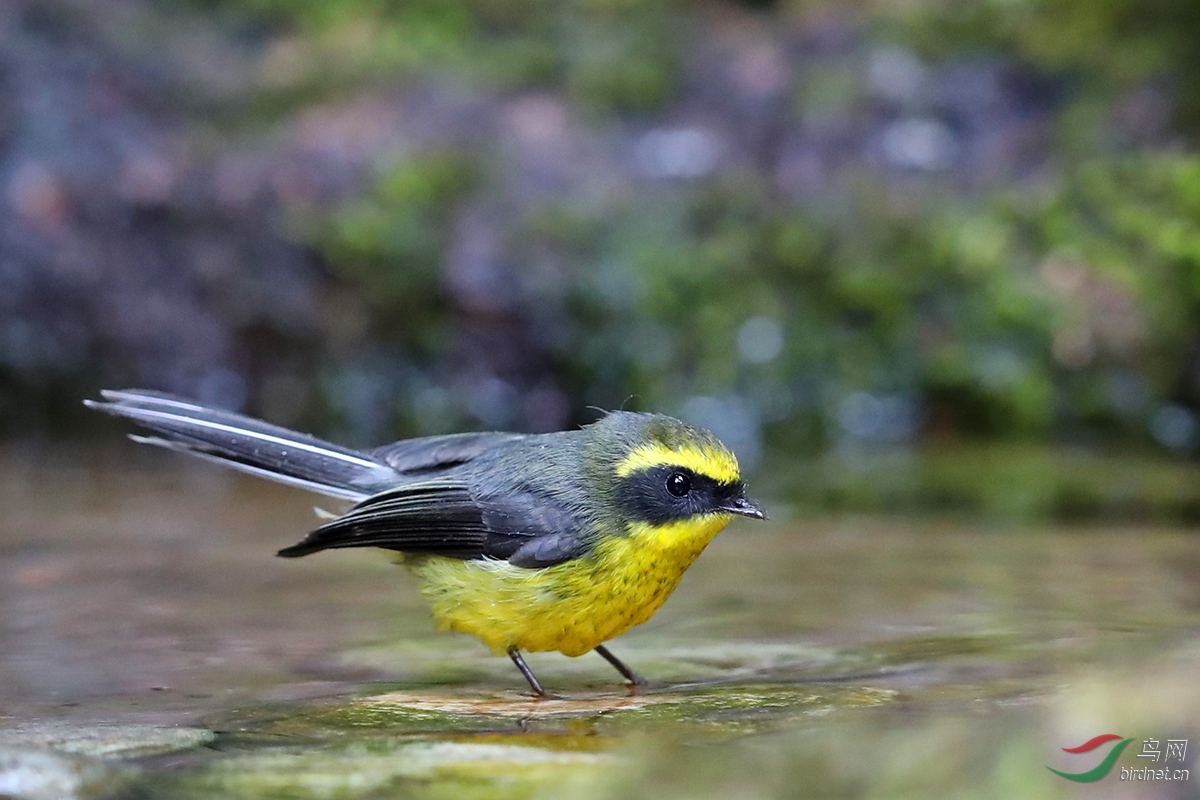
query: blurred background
[
  {"left": 4, "top": 3, "right": 1200, "bottom": 798},
  {"left": 6, "top": 0, "right": 1200, "bottom": 522}
]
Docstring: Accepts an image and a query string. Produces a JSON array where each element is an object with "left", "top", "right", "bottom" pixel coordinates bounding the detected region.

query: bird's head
[{"left": 585, "top": 411, "right": 766, "bottom": 528}]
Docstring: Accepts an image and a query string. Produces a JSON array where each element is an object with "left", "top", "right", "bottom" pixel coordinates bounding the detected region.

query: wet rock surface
[{"left": 2, "top": 452, "right": 1199, "bottom": 797}]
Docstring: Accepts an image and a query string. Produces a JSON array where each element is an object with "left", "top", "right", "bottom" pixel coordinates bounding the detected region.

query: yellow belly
[{"left": 405, "top": 514, "right": 732, "bottom": 657}]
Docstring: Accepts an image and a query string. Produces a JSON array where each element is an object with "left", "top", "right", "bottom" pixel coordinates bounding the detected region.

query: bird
[{"left": 85, "top": 389, "right": 766, "bottom": 696}]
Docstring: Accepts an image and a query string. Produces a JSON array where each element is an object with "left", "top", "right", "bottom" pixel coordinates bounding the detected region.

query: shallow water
[{"left": 2, "top": 445, "right": 1199, "bottom": 798}]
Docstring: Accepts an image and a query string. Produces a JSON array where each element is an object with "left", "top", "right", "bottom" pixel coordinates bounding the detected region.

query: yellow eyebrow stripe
[{"left": 615, "top": 442, "right": 740, "bottom": 484}]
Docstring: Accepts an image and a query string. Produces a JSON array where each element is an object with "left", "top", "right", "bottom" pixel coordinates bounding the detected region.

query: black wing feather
[{"left": 277, "top": 481, "right": 487, "bottom": 558}]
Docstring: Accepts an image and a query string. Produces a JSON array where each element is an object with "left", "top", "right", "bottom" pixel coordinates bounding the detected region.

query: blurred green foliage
[
  {"left": 893, "top": 0, "right": 1200, "bottom": 125},
  {"left": 35, "top": 0, "right": 1200, "bottom": 513},
  {"left": 313, "top": 152, "right": 479, "bottom": 351},
  {"left": 174, "top": 0, "right": 679, "bottom": 113},
  {"left": 220, "top": 0, "right": 1196, "bottom": 449},
  {"left": 303, "top": 145, "right": 1200, "bottom": 459},
  {"left": 777, "top": 441, "right": 1200, "bottom": 520}
]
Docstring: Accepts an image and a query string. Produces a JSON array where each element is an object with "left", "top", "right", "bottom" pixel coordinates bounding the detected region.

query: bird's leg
[
  {"left": 594, "top": 644, "right": 648, "bottom": 688},
  {"left": 507, "top": 647, "right": 545, "bottom": 697}
]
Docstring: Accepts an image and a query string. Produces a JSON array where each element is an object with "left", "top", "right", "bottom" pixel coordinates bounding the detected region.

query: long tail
[{"left": 85, "top": 389, "right": 400, "bottom": 501}]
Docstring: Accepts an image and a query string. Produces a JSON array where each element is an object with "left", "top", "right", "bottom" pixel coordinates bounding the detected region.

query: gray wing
[
  {"left": 277, "top": 478, "right": 592, "bottom": 568},
  {"left": 371, "top": 432, "right": 528, "bottom": 475}
]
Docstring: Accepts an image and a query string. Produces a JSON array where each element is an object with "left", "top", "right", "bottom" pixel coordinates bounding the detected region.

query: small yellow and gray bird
[{"left": 86, "top": 389, "right": 765, "bottom": 695}]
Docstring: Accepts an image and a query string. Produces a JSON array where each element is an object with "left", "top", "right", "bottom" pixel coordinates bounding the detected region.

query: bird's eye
[{"left": 666, "top": 472, "right": 691, "bottom": 497}]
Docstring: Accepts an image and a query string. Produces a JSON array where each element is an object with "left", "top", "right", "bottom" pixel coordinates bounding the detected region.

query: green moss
[{"left": 149, "top": 740, "right": 614, "bottom": 800}]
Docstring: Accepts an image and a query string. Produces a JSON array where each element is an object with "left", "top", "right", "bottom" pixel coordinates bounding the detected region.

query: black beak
[{"left": 720, "top": 495, "right": 767, "bottom": 520}]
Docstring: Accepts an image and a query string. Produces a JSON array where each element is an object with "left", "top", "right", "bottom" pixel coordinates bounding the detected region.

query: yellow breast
[{"left": 406, "top": 514, "right": 733, "bottom": 657}]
